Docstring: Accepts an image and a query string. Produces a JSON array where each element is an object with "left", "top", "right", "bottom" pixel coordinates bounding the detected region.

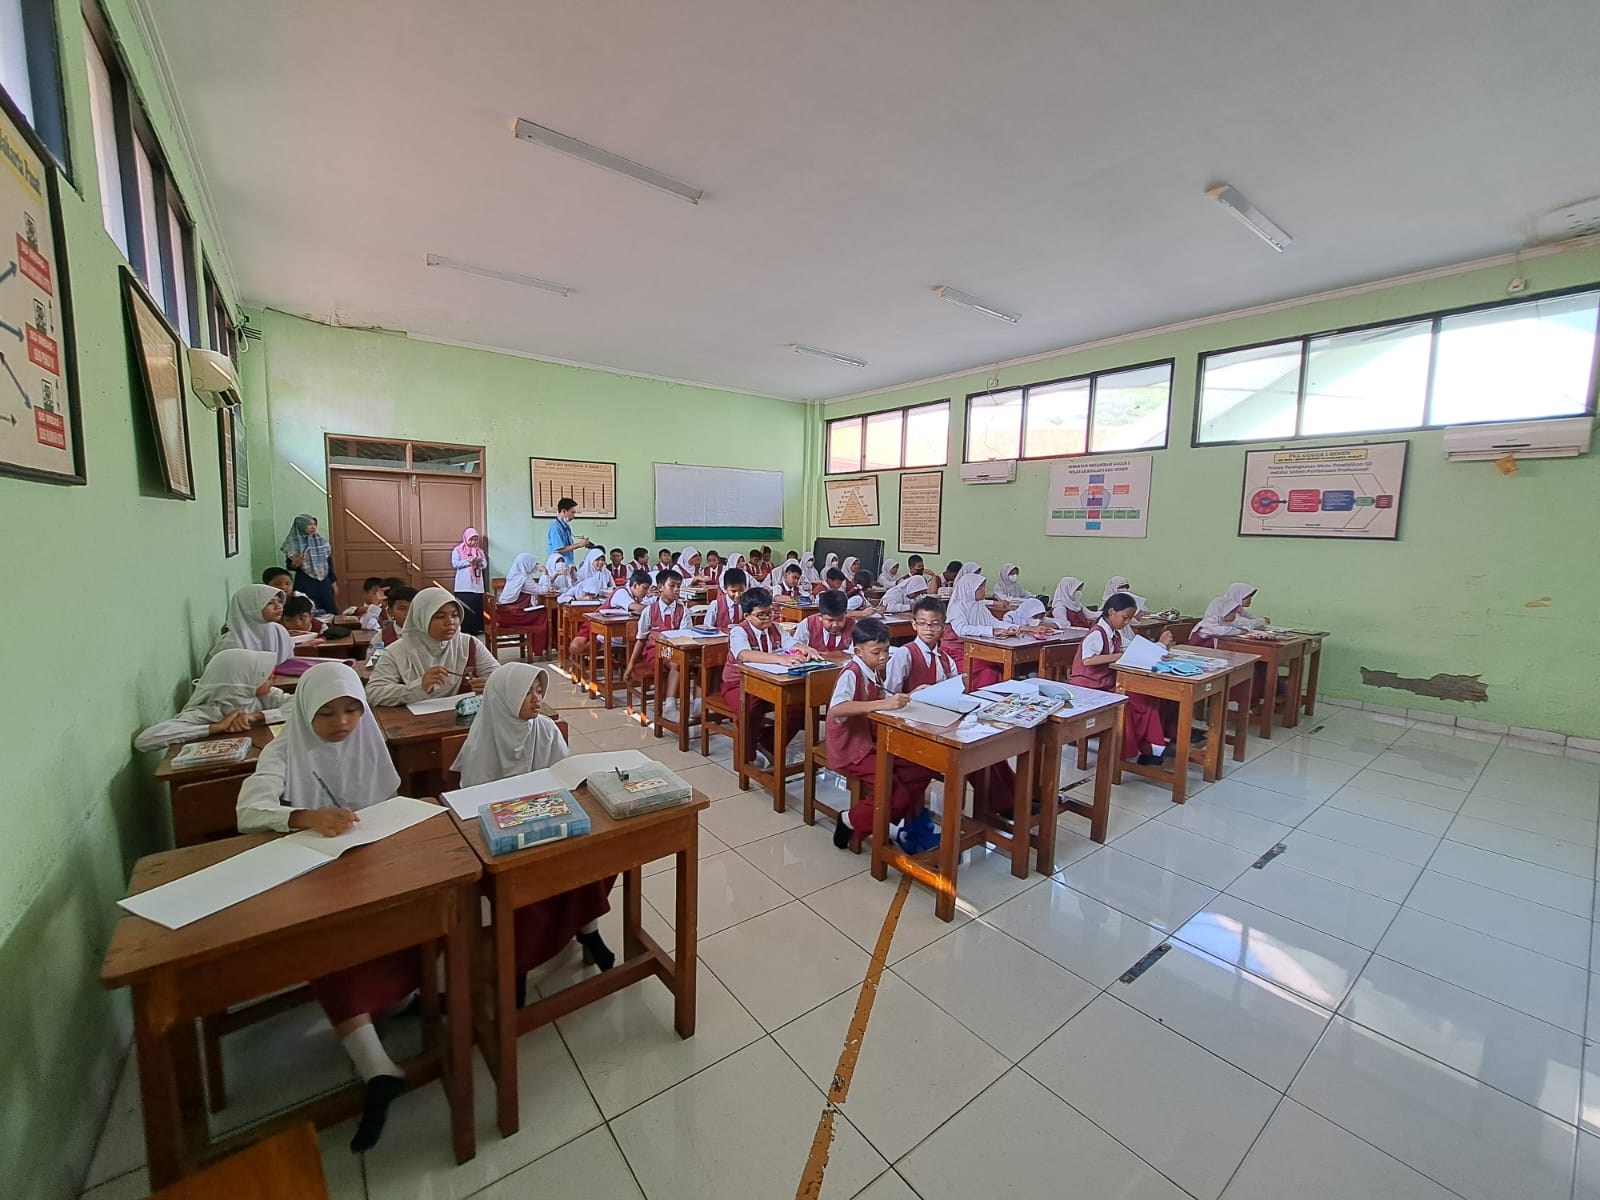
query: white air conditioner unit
[
  {"left": 1441, "top": 416, "right": 1593, "bottom": 462},
  {"left": 960, "top": 460, "right": 1017, "bottom": 485},
  {"left": 187, "top": 347, "right": 241, "bottom": 410}
]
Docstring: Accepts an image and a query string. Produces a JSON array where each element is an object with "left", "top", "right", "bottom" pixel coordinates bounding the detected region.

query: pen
[{"left": 312, "top": 771, "right": 344, "bottom": 810}]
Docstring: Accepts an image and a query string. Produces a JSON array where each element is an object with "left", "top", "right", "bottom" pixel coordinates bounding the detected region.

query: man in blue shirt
[{"left": 546, "top": 497, "right": 591, "bottom": 561}]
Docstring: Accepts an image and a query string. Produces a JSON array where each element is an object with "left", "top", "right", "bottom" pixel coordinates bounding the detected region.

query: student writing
[
  {"left": 366, "top": 587, "right": 498, "bottom": 706},
  {"left": 1068, "top": 592, "right": 1176, "bottom": 765},
  {"left": 628, "top": 569, "right": 695, "bottom": 718},
  {"left": 721, "top": 586, "right": 823, "bottom": 771},
  {"left": 1050, "top": 576, "right": 1092, "bottom": 629}
]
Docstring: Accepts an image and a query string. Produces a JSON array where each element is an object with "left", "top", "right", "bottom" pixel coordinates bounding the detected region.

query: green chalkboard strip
[{"left": 654, "top": 527, "right": 784, "bottom": 540}]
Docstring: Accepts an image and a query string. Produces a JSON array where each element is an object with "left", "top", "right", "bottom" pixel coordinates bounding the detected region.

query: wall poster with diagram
[
  {"left": 530, "top": 457, "right": 617, "bottom": 518},
  {"left": 825, "top": 474, "right": 879, "bottom": 527},
  {"left": 1238, "top": 441, "right": 1407, "bottom": 540},
  {"left": 1045, "top": 456, "right": 1153, "bottom": 538}
]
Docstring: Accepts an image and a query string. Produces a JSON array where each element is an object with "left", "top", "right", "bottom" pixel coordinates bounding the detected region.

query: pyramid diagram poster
[
  {"left": 1238, "top": 442, "right": 1406, "bottom": 540},
  {"left": 826, "top": 475, "right": 879, "bottom": 527}
]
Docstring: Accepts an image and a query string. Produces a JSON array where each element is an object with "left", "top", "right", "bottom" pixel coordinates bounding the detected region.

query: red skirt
[
  {"left": 514, "top": 879, "right": 615, "bottom": 972},
  {"left": 496, "top": 603, "right": 549, "bottom": 655},
  {"left": 312, "top": 950, "right": 422, "bottom": 1026},
  {"left": 969, "top": 660, "right": 1003, "bottom": 690}
]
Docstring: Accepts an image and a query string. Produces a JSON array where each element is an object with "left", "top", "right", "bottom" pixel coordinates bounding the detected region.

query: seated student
[
  {"left": 558, "top": 549, "right": 610, "bottom": 602},
  {"left": 826, "top": 618, "right": 936, "bottom": 850},
  {"left": 627, "top": 568, "right": 695, "bottom": 717},
  {"left": 261, "top": 565, "right": 308, "bottom": 604},
  {"left": 1191, "top": 582, "right": 1267, "bottom": 645},
  {"left": 704, "top": 550, "right": 723, "bottom": 581},
  {"left": 822, "top": 552, "right": 841, "bottom": 576},
  {"left": 817, "top": 567, "right": 867, "bottom": 611},
  {"left": 881, "top": 573, "right": 929, "bottom": 613},
  {"left": 378, "top": 587, "right": 416, "bottom": 647},
  {"left": 799, "top": 552, "right": 819, "bottom": 585},
  {"left": 994, "top": 564, "right": 1030, "bottom": 600},
  {"left": 607, "top": 547, "right": 628, "bottom": 583},
  {"left": 702, "top": 567, "right": 747, "bottom": 630},
  {"left": 209, "top": 584, "right": 295, "bottom": 664},
  {"left": 451, "top": 664, "right": 615, "bottom": 998},
  {"left": 722, "top": 587, "right": 823, "bottom": 770},
  {"left": 957, "top": 560, "right": 982, "bottom": 580},
  {"left": 493, "top": 555, "right": 550, "bottom": 656},
  {"left": 851, "top": 569, "right": 884, "bottom": 613},
  {"left": 366, "top": 587, "right": 497, "bottom": 706},
  {"left": 538, "top": 553, "right": 574, "bottom": 596},
  {"left": 630, "top": 546, "right": 652, "bottom": 575},
  {"left": 1069, "top": 593, "right": 1175, "bottom": 765},
  {"left": 280, "top": 594, "right": 326, "bottom": 635},
  {"left": 905, "top": 554, "right": 926, "bottom": 583},
  {"left": 840, "top": 556, "right": 863, "bottom": 586},
  {"left": 342, "top": 578, "right": 389, "bottom": 630},
  {"left": 720, "top": 551, "right": 748, "bottom": 584},
  {"left": 771, "top": 560, "right": 806, "bottom": 600},
  {"left": 235, "top": 662, "right": 415, "bottom": 1152},
  {"left": 674, "top": 545, "right": 706, "bottom": 585},
  {"left": 657, "top": 547, "right": 675, "bottom": 572},
  {"left": 796, "top": 588, "right": 856, "bottom": 650},
  {"left": 941, "top": 560, "right": 964, "bottom": 589},
  {"left": 608, "top": 570, "right": 652, "bottom": 613},
  {"left": 134, "top": 649, "right": 286, "bottom": 751},
  {"left": 1051, "top": 577, "right": 1093, "bottom": 629},
  {"left": 1100, "top": 576, "right": 1150, "bottom": 616},
  {"left": 877, "top": 559, "right": 901, "bottom": 588},
  {"left": 946, "top": 573, "right": 1029, "bottom": 689}
]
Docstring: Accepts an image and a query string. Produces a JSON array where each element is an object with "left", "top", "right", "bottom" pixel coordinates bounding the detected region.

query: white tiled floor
[{"left": 81, "top": 692, "right": 1600, "bottom": 1200}]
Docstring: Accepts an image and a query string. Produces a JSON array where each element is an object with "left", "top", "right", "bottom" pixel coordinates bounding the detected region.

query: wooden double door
[{"left": 328, "top": 471, "right": 484, "bottom": 608}]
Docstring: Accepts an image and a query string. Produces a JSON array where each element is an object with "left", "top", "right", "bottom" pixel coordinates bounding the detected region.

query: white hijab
[
  {"left": 1010, "top": 598, "right": 1046, "bottom": 626},
  {"left": 1199, "top": 582, "right": 1260, "bottom": 634},
  {"left": 721, "top": 552, "right": 747, "bottom": 585},
  {"left": 1051, "top": 577, "right": 1086, "bottom": 617},
  {"left": 877, "top": 560, "right": 901, "bottom": 587},
  {"left": 451, "top": 664, "right": 569, "bottom": 787},
  {"left": 675, "top": 545, "right": 702, "bottom": 578},
  {"left": 947, "top": 573, "right": 998, "bottom": 631},
  {"left": 500, "top": 553, "right": 541, "bottom": 603},
  {"left": 882, "top": 573, "right": 928, "bottom": 612},
  {"left": 958, "top": 561, "right": 981, "bottom": 578},
  {"left": 381, "top": 586, "right": 475, "bottom": 684},
  {"left": 259, "top": 662, "right": 399, "bottom": 811},
  {"left": 994, "top": 563, "right": 1028, "bottom": 598},
  {"left": 800, "top": 552, "right": 819, "bottom": 584},
  {"left": 575, "top": 548, "right": 605, "bottom": 582},
  {"left": 210, "top": 584, "right": 295, "bottom": 663},
  {"left": 179, "top": 649, "right": 278, "bottom": 723},
  {"left": 841, "top": 556, "right": 861, "bottom": 579},
  {"left": 823, "top": 553, "right": 840, "bottom": 572},
  {"left": 1102, "top": 576, "right": 1148, "bottom": 611}
]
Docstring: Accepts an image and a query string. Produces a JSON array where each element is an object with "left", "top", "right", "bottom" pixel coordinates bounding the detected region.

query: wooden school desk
[
  {"left": 100, "top": 819, "right": 479, "bottom": 1187},
  {"left": 651, "top": 631, "right": 728, "bottom": 752},
  {"left": 1112, "top": 647, "right": 1260, "bottom": 805},
  {"left": 1134, "top": 614, "right": 1199, "bottom": 645},
  {"left": 557, "top": 600, "right": 602, "bottom": 686},
  {"left": 1032, "top": 689, "right": 1126, "bottom": 869},
  {"left": 154, "top": 726, "right": 278, "bottom": 847},
  {"left": 269, "top": 663, "right": 371, "bottom": 694},
  {"left": 735, "top": 657, "right": 847, "bottom": 810},
  {"left": 374, "top": 704, "right": 471, "bottom": 795},
  {"left": 297, "top": 629, "right": 375, "bottom": 660},
  {"left": 583, "top": 610, "right": 638, "bottom": 709},
  {"left": 455, "top": 786, "right": 707, "bottom": 1137},
  {"left": 962, "top": 628, "right": 1088, "bottom": 685},
  {"left": 880, "top": 614, "right": 918, "bottom": 645},
  {"left": 148, "top": 1122, "right": 327, "bottom": 1200},
  {"left": 776, "top": 599, "right": 819, "bottom": 623},
  {"left": 1214, "top": 632, "right": 1313, "bottom": 739},
  {"left": 1299, "top": 632, "right": 1326, "bottom": 717},
  {"left": 866, "top": 709, "right": 1037, "bottom": 922}
]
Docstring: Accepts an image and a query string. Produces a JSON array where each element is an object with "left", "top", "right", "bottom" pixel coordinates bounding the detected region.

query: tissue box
[
  {"left": 585, "top": 763, "right": 693, "bottom": 819},
  {"left": 477, "top": 788, "right": 590, "bottom": 854}
]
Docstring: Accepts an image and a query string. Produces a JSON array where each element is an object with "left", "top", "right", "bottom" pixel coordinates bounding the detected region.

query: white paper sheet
[
  {"left": 405, "top": 694, "right": 466, "bottom": 716},
  {"left": 285, "top": 796, "right": 444, "bottom": 858},
  {"left": 1115, "top": 634, "right": 1169, "bottom": 671},
  {"left": 262, "top": 708, "right": 287, "bottom": 726},
  {"left": 914, "top": 674, "right": 982, "bottom": 714},
  {"left": 441, "top": 750, "right": 654, "bottom": 820},
  {"left": 117, "top": 839, "right": 332, "bottom": 930},
  {"left": 896, "top": 699, "right": 964, "bottom": 726},
  {"left": 290, "top": 632, "right": 320, "bottom": 645}
]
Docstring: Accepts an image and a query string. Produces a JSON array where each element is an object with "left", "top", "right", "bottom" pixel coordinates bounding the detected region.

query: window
[
  {"left": 205, "top": 265, "right": 236, "bottom": 360},
  {"left": 825, "top": 400, "right": 949, "bottom": 474},
  {"left": 1195, "top": 288, "right": 1600, "bottom": 445},
  {"left": 964, "top": 361, "right": 1174, "bottom": 462},
  {"left": 83, "top": 28, "right": 124, "bottom": 253},
  {"left": 0, "top": 0, "right": 67, "bottom": 164}
]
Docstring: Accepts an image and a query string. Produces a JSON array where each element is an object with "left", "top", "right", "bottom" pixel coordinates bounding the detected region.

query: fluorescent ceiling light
[
  {"left": 934, "top": 285, "right": 1020, "bottom": 324},
  {"left": 513, "top": 119, "right": 703, "bottom": 204},
  {"left": 791, "top": 343, "right": 866, "bottom": 368},
  {"left": 425, "top": 253, "right": 571, "bottom": 296},
  {"left": 1206, "top": 184, "right": 1293, "bottom": 252}
]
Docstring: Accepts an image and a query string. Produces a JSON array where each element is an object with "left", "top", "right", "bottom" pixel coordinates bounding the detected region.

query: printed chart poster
[
  {"left": 1045, "top": 457, "right": 1153, "bottom": 538},
  {"left": 898, "top": 471, "right": 942, "bottom": 554},
  {"left": 1238, "top": 441, "right": 1407, "bottom": 540},
  {"left": 826, "top": 474, "right": 879, "bottom": 527},
  {"left": 530, "top": 457, "right": 617, "bottom": 518}
]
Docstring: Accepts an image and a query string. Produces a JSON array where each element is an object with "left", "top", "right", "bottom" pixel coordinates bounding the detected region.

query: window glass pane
[
  {"left": 134, "top": 140, "right": 163, "bottom": 289},
  {"left": 1198, "top": 341, "right": 1301, "bottom": 442},
  {"left": 327, "top": 437, "right": 406, "bottom": 469},
  {"left": 827, "top": 417, "right": 861, "bottom": 473},
  {"left": 903, "top": 402, "right": 949, "bottom": 466},
  {"left": 863, "top": 409, "right": 903, "bottom": 469},
  {"left": 412, "top": 443, "right": 482, "bottom": 474},
  {"left": 1300, "top": 322, "right": 1430, "bottom": 435},
  {"left": 0, "top": 0, "right": 32, "bottom": 123},
  {"left": 84, "top": 33, "right": 125, "bottom": 254},
  {"left": 966, "top": 388, "right": 1022, "bottom": 461},
  {"left": 1431, "top": 293, "right": 1599, "bottom": 425},
  {"left": 168, "top": 206, "right": 192, "bottom": 344},
  {"left": 1092, "top": 362, "right": 1172, "bottom": 451},
  {"left": 1022, "top": 379, "right": 1088, "bottom": 458}
]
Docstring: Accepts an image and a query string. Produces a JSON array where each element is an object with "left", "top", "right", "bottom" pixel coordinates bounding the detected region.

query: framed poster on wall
[
  {"left": 231, "top": 403, "right": 250, "bottom": 507},
  {"left": 530, "top": 456, "right": 617, "bottom": 518},
  {"left": 122, "top": 267, "right": 193, "bottom": 499},
  {"left": 1045, "top": 457, "right": 1153, "bottom": 538},
  {"left": 898, "top": 471, "right": 942, "bottom": 554},
  {"left": 0, "top": 87, "right": 83, "bottom": 485},
  {"left": 218, "top": 406, "right": 238, "bottom": 556},
  {"left": 825, "top": 474, "right": 879, "bottom": 527},
  {"left": 1238, "top": 441, "right": 1407, "bottom": 540}
]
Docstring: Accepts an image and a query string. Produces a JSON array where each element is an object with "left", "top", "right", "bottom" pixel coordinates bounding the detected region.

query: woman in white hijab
[
  {"left": 450, "top": 664, "right": 616, "bottom": 990},
  {"left": 1050, "top": 577, "right": 1092, "bottom": 629},
  {"left": 877, "top": 559, "right": 901, "bottom": 588},
  {"left": 841, "top": 555, "right": 862, "bottom": 580},
  {"left": 366, "top": 586, "right": 498, "bottom": 706},
  {"left": 234, "top": 662, "right": 412, "bottom": 1153},
  {"left": 674, "top": 545, "right": 705, "bottom": 582},
  {"left": 946, "top": 573, "right": 1021, "bottom": 688},
  {"left": 1101, "top": 576, "right": 1149, "bottom": 615},
  {"left": 720, "top": 551, "right": 747, "bottom": 586},
  {"left": 1193, "top": 582, "right": 1266, "bottom": 642},
  {"left": 135, "top": 649, "right": 285, "bottom": 751},
  {"left": 493, "top": 553, "right": 551, "bottom": 655},
  {"left": 799, "top": 552, "right": 820, "bottom": 585},
  {"left": 536, "top": 553, "right": 572, "bottom": 596},
  {"left": 499, "top": 554, "right": 542, "bottom": 605},
  {"left": 881, "top": 572, "right": 929, "bottom": 613},
  {"left": 208, "top": 584, "right": 295, "bottom": 663},
  {"left": 994, "top": 563, "right": 1029, "bottom": 600},
  {"left": 558, "top": 548, "right": 611, "bottom": 603}
]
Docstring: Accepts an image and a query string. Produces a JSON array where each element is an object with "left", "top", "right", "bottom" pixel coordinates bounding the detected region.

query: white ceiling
[{"left": 146, "top": 0, "right": 1600, "bottom": 402}]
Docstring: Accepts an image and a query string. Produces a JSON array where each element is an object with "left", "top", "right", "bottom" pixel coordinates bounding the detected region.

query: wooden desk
[
  {"left": 1112, "top": 647, "right": 1259, "bottom": 805},
  {"left": 962, "top": 629, "right": 1087, "bottom": 684},
  {"left": 880, "top": 615, "right": 917, "bottom": 646},
  {"left": 298, "top": 629, "right": 375, "bottom": 660},
  {"left": 583, "top": 610, "right": 638, "bottom": 709},
  {"left": 1215, "top": 633, "right": 1313, "bottom": 739},
  {"left": 456, "top": 789, "right": 708, "bottom": 1137},
  {"left": 652, "top": 633, "right": 728, "bottom": 752},
  {"left": 374, "top": 704, "right": 471, "bottom": 795},
  {"left": 776, "top": 599, "right": 819, "bottom": 623},
  {"left": 557, "top": 601, "right": 602, "bottom": 686},
  {"left": 149, "top": 1122, "right": 327, "bottom": 1199},
  {"left": 866, "top": 711, "right": 1037, "bottom": 921},
  {"left": 101, "top": 820, "right": 479, "bottom": 1187},
  {"left": 269, "top": 662, "right": 371, "bottom": 694},
  {"left": 154, "top": 727, "right": 279, "bottom": 847},
  {"left": 1033, "top": 689, "right": 1126, "bottom": 869},
  {"left": 735, "top": 658, "right": 846, "bottom": 811},
  {"left": 1133, "top": 615, "right": 1199, "bottom": 645},
  {"left": 1299, "top": 634, "right": 1326, "bottom": 717}
]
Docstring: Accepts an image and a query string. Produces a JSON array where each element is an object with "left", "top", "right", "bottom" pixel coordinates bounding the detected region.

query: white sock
[
  {"left": 1149, "top": 740, "right": 1166, "bottom": 754},
  {"left": 342, "top": 1023, "right": 402, "bottom": 1081},
  {"left": 580, "top": 919, "right": 600, "bottom": 933}
]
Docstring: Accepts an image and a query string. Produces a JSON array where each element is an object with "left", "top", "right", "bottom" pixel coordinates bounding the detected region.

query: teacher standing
[
  {"left": 280, "top": 513, "right": 338, "bottom": 614},
  {"left": 545, "top": 497, "right": 591, "bottom": 563}
]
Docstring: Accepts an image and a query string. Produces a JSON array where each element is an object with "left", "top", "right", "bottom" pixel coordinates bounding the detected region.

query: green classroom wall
[
  {"left": 0, "top": 2, "right": 251, "bottom": 1196},
  {"left": 817, "top": 240, "right": 1600, "bottom": 738}
]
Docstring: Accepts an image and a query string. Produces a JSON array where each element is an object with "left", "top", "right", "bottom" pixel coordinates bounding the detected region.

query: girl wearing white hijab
[
  {"left": 877, "top": 560, "right": 901, "bottom": 588},
  {"left": 1193, "top": 582, "right": 1267, "bottom": 643},
  {"left": 135, "top": 649, "right": 285, "bottom": 751},
  {"left": 558, "top": 549, "right": 610, "bottom": 603},
  {"left": 881, "top": 573, "right": 929, "bottom": 613},
  {"left": 720, "top": 551, "right": 747, "bottom": 586},
  {"left": 674, "top": 545, "right": 706, "bottom": 583},
  {"left": 994, "top": 564, "right": 1030, "bottom": 600},
  {"left": 366, "top": 586, "right": 498, "bottom": 706},
  {"left": 208, "top": 584, "right": 295, "bottom": 664},
  {"left": 536, "top": 553, "right": 572, "bottom": 596},
  {"left": 1009, "top": 597, "right": 1047, "bottom": 626},
  {"left": 946, "top": 573, "right": 1023, "bottom": 689},
  {"left": 451, "top": 664, "right": 615, "bottom": 990},
  {"left": 493, "top": 553, "right": 551, "bottom": 655},
  {"left": 799, "top": 552, "right": 820, "bottom": 585},
  {"left": 957, "top": 561, "right": 981, "bottom": 579},
  {"left": 1050, "top": 577, "right": 1093, "bottom": 629},
  {"left": 823, "top": 552, "right": 841, "bottom": 574},
  {"left": 1101, "top": 576, "right": 1149, "bottom": 615},
  {"left": 841, "top": 555, "right": 861, "bottom": 580},
  {"left": 234, "top": 663, "right": 412, "bottom": 1153}
]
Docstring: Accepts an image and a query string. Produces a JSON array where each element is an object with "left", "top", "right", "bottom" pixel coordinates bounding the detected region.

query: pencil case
[{"left": 585, "top": 763, "right": 693, "bottom": 818}]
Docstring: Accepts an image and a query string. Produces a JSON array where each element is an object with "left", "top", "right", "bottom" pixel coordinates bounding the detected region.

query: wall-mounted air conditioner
[
  {"left": 187, "top": 347, "right": 241, "bottom": 411},
  {"left": 959, "top": 460, "right": 1017, "bottom": 485},
  {"left": 1441, "top": 416, "right": 1593, "bottom": 462}
]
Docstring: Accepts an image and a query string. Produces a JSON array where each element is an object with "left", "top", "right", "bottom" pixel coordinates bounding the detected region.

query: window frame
[
  {"left": 204, "top": 262, "right": 236, "bottom": 360},
  {"left": 0, "top": 0, "right": 70, "bottom": 171},
  {"left": 824, "top": 398, "right": 950, "bottom": 475},
  {"left": 1193, "top": 283, "right": 1600, "bottom": 448},
  {"left": 962, "top": 357, "right": 1175, "bottom": 464}
]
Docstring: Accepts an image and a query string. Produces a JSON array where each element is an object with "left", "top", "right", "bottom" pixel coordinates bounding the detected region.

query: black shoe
[
  {"left": 833, "top": 819, "right": 853, "bottom": 850},
  {"left": 349, "top": 1073, "right": 405, "bottom": 1153},
  {"left": 515, "top": 973, "right": 528, "bottom": 1008},
  {"left": 575, "top": 929, "right": 616, "bottom": 972},
  {"left": 1136, "top": 753, "right": 1163, "bottom": 766}
]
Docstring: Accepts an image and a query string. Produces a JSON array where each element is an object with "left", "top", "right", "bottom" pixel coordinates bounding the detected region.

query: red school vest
[
  {"left": 722, "top": 620, "right": 780, "bottom": 688},
  {"left": 643, "top": 598, "right": 685, "bottom": 641},
  {"left": 801, "top": 613, "right": 854, "bottom": 652},
  {"left": 709, "top": 593, "right": 738, "bottom": 631},
  {"left": 904, "top": 639, "right": 959, "bottom": 689},
  {"left": 825, "top": 658, "right": 883, "bottom": 772},
  {"left": 1068, "top": 622, "right": 1123, "bottom": 690}
]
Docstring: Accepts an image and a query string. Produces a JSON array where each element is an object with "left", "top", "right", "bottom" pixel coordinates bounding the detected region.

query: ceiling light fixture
[
  {"left": 1206, "top": 183, "right": 1293, "bottom": 252},
  {"left": 513, "top": 119, "right": 704, "bottom": 204},
  {"left": 934, "top": 285, "right": 1020, "bottom": 324},
  {"left": 791, "top": 343, "right": 866, "bottom": 368},
  {"left": 424, "top": 253, "right": 572, "bottom": 296}
]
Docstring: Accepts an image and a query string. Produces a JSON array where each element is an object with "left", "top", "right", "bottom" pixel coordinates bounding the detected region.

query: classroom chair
[
  {"left": 700, "top": 688, "right": 740, "bottom": 781},
  {"left": 483, "top": 586, "right": 532, "bottom": 663},
  {"left": 801, "top": 672, "right": 863, "bottom": 852}
]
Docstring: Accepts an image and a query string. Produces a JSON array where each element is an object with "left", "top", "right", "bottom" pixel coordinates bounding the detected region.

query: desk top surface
[
  {"left": 961, "top": 628, "right": 1087, "bottom": 649},
  {"left": 153, "top": 724, "right": 278, "bottom": 781},
  {"left": 1113, "top": 646, "right": 1261, "bottom": 683},
  {"left": 454, "top": 784, "right": 709, "bottom": 874},
  {"left": 374, "top": 704, "right": 469, "bottom": 743}
]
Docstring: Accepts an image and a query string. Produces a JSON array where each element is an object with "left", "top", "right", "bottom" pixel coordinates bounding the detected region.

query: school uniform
[
  {"left": 702, "top": 591, "right": 740, "bottom": 631},
  {"left": 880, "top": 576, "right": 929, "bottom": 613},
  {"left": 134, "top": 649, "right": 287, "bottom": 752},
  {"left": 722, "top": 620, "right": 804, "bottom": 755},
  {"left": 887, "top": 638, "right": 1016, "bottom": 805},
  {"left": 632, "top": 595, "right": 692, "bottom": 677},
  {"left": 993, "top": 564, "right": 1030, "bottom": 600},
  {"left": 794, "top": 613, "right": 854, "bottom": 652},
  {"left": 946, "top": 574, "right": 1013, "bottom": 689},
  {"left": 1102, "top": 576, "right": 1149, "bottom": 613},
  {"left": 451, "top": 529, "right": 487, "bottom": 635},
  {"left": 1068, "top": 618, "right": 1169, "bottom": 759},
  {"left": 826, "top": 653, "right": 936, "bottom": 835},
  {"left": 208, "top": 584, "right": 296, "bottom": 665},
  {"left": 495, "top": 553, "right": 551, "bottom": 654},
  {"left": 365, "top": 587, "right": 499, "bottom": 706},
  {"left": 1190, "top": 582, "right": 1270, "bottom": 703},
  {"left": 1051, "top": 577, "right": 1093, "bottom": 630},
  {"left": 770, "top": 576, "right": 805, "bottom": 600}
]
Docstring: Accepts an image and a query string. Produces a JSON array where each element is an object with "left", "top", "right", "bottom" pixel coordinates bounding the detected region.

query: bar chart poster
[
  {"left": 530, "top": 457, "right": 617, "bottom": 518},
  {"left": 1046, "top": 457, "right": 1152, "bottom": 538},
  {"left": 1238, "top": 441, "right": 1406, "bottom": 540}
]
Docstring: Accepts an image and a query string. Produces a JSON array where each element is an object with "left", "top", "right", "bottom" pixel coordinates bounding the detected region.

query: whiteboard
[{"left": 654, "top": 462, "right": 784, "bottom": 528}]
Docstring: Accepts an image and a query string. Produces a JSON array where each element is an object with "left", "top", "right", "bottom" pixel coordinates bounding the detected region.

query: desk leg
[
  {"left": 1001, "top": 653, "right": 1015, "bottom": 683},
  {"left": 1231, "top": 679, "right": 1250, "bottom": 763},
  {"left": 587, "top": 626, "right": 601, "bottom": 700},
  {"left": 1284, "top": 654, "right": 1305, "bottom": 730},
  {"left": 1091, "top": 713, "right": 1119, "bottom": 842},
  {"left": 652, "top": 649, "right": 664, "bottom": 740},
  {"left": 132, "top": 982, "right": 187, "bottom": 1189},
  {"left": 871, "top": 745, "right": 891, "bottom": 881},
  {"left": 674, "top": 834, "right": 698, "bottom": 1038},
  {"left": 1009, "top": 749, "right": 1032, "bottom": 880},
  {"left": 679, "top": 658, "right": 694, "bottom": 754},
  {"left": 1171, "top": 696, "right": 1193, "bottom": 804},
  {"left": 936, "top": 768, "right": 964, "bottom": 921},
  {"left": 1303, "top": 646, "right": 1322, "bottom": 717},
  {"left": 1035, "top": 725, "right": 1063, "bottom": 874},
  {"left": 1257, "top": 652, "right": 1275, "bottom": 741},
  {"left": 1201, "top": 691, "right": 1226, "bottom": 781},
  {"left": 623, "top": 867, "right": 644, "bottom": 959},
  {"left": 771, "top": 696, "right": 789, "bottom": 813},
  {"left": 491, "top": 884, "right": 518, "bottom": 1139}
]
